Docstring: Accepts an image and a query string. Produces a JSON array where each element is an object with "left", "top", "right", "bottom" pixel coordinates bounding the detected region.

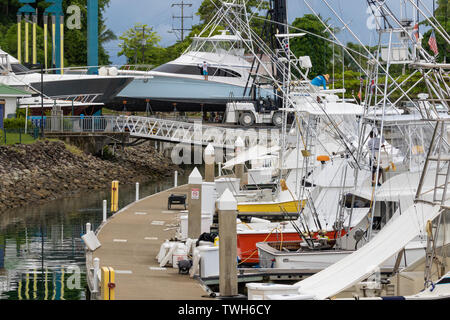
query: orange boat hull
[{"left": 237, "top": 230, "right": 347, "bottom": 264}]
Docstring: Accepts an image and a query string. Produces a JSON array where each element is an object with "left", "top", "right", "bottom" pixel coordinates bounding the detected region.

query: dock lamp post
[{"left": 28, "top": 63, "right": 46, "bottom": 139}]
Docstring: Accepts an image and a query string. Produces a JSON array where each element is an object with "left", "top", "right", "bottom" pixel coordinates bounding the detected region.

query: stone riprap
[{"left": 0, "top": 140, "right": 179, "bottom": 212}]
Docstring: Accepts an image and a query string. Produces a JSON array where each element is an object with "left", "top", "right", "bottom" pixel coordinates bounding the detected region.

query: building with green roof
[{"left": 0, "top": 84, "right": 32, "bottom": 127}]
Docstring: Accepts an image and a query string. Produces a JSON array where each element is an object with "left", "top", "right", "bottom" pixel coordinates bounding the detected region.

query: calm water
[{"left": 0, "top": 165, "right": 200, "bottom": 300}]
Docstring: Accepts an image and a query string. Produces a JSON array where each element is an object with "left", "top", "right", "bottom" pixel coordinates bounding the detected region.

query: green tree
[
  {"left": 290, "top": 14, "right": 334, "bottom": 78},
  {"left": 117, "top": 23, "right": 163, "bottom": 67}
]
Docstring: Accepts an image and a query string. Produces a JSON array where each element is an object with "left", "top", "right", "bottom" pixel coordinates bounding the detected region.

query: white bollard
[
  {"left": 103, "top": 200, "right": 107, "bottom": 222},
  {"left": 174, "top": 170, "right": 178, "bottom": 187},
  {"left": 136, "top": 182, "right": 140, "bottom": 202},
  {"left": 93, "top": 257, "right": 100, "bottom": 293},
  {"left": 86, "top": 223, "right": 91, "bottom": 233},
  {"left": 218, "top": 162, "right": 222, "bottom": 177}
]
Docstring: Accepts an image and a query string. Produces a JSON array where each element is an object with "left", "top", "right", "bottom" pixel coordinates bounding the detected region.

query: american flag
[{"left": 428, "top": 30, "right": 439, "bottom": 56}]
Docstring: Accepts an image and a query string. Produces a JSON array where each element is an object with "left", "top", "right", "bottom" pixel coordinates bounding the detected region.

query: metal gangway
[{"left": 42, "top": 115, "right": 280, "bottom": 149}]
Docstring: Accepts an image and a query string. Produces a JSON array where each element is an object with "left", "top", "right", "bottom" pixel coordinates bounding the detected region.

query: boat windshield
[{"left": 190, "top": 32, "right": 246, "bottom": 57}]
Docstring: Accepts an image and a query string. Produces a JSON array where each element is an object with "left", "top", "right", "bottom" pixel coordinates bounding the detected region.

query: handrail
[{"left": 42, "top": 115, "right": 280, "bottom": 149}]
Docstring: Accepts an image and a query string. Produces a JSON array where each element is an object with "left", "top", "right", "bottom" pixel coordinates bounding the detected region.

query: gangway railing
[
  {"left": 42, "top": 115, "right": 280, "bottom": 149},
  {"left": 114, "top": 115, "right": 279, "bottom": 149}
]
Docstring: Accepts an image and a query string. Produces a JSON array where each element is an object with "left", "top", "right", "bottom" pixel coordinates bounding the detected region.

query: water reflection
[{"left": 0, "top": 166, "right": 195, "bottom": 300}]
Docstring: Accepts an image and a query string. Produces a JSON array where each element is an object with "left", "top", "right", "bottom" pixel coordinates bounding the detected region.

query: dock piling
[
  {"left": 217, "top": 188, "right": 238, "bottom": 297},
  {"left": 188, "top": 167, "right": 203, "bottom": 239}
]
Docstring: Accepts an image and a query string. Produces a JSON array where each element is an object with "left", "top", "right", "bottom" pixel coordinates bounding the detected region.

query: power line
[{"left": 170, "top": 1, "right": 193, "bottom": 42}]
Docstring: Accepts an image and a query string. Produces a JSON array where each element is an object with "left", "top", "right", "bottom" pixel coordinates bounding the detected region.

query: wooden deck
[{"left": 87, "top": 185, "right": 209, "bottom": 300}]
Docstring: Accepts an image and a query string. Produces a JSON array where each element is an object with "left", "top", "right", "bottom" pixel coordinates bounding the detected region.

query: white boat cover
[{"left": 291, "top": 202, "right": 443, "bottom": 299}]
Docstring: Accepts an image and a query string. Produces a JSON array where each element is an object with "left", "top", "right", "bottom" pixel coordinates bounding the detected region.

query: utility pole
[
  {"left": 171, "top": 1, "right": 193, "bottom": 42},
  {"left": 135, "top": 26, "right": 146, "bottom": 65}
]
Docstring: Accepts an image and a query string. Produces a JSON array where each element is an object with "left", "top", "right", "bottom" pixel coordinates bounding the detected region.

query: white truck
[{"left": 224, "top": 101, "right": 283, "bottom": 127}]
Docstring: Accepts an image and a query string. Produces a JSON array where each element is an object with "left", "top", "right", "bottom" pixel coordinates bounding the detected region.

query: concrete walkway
[{"left": 89, "top": 185, "right": 209, "bottom": 300}]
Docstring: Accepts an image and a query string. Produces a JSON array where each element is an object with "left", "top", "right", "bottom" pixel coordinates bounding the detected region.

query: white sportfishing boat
[
  {"left": 112, "top": 2, "right": 276, "bottom": 112},
  {"left": 116, "top": 31, "right": 271, "bottom": 109}
]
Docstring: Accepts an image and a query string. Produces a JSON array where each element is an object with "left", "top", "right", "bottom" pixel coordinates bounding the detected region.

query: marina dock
[{"left": 86, "top": 185, "right": 209, "bottom": 300}]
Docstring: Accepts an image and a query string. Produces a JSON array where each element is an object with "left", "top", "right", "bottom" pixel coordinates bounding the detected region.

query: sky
[{"left": 103, "top": 0, "right": 437, "bottom": 66}]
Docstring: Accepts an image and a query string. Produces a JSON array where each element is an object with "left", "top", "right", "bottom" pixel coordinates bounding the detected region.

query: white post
[
  {"left": 135, "top": 182, "right": 139, "bottom": 202},
  {"left": 188, "top": 167, "right": 203, "bottom": 239},
  {"left": 103, "top": 200, "right": 107, "bottom": 222},
  {"left": 86, "top": 222, "right": 91, "bottom": 233},
  {"left": 218, "top": 188, "right": 238, "bottom": 297},
  {"left": 174, "top": 170, "right": 178, "bottom": 187},
  {"left": 218, "top": 162, "right": 222, "bottom": 177},
  {"left": 93, "top": 257, "right": 100, "bottom": 293}
]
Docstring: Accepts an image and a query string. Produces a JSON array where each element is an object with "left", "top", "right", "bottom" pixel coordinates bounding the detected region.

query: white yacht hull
[{"left": 257, "top": 240, "right": 426, "bottom": 271}]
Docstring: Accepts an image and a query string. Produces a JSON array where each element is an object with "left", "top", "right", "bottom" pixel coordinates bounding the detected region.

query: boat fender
[
  {"left": 160, "top": 242, "right": 178, "bottom": 267},
  {"left": 172, "top": 243, "right": 188, "bottom": 269},
  {"left": 426, "top": 220, "right": 433, "bottom": 237}
]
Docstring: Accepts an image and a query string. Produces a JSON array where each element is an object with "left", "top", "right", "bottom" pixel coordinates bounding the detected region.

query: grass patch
[
  {"left": 63, "top": 142, "right": 84, "bottom": 156},
  {"left": 0, "top": 131, "right": 37, "bottom": 145}
]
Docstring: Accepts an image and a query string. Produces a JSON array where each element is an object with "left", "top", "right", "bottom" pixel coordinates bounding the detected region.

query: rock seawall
[{"left": 0, "top": 140, "right": 179, "bottom": 212}]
